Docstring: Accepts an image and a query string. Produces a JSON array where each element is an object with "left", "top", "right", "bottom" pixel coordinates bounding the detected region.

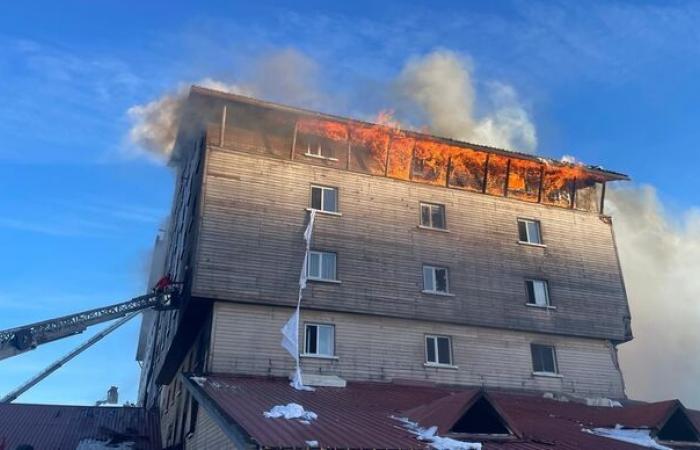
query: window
[
  {"left": 525, "top": 279, "right": 551, "bottom": 307},
  {"left": 420, "top": 203, "right": 446, "bottom": 229},
  {"left": 531, "top": 344, "right": 558, "bottom": 374},
  {"left": 302, "top": 135, "right": 338, "bottom": 160},
  {"left": 304, "top": 323, "right": 335, "bottom": 357},
  {"left": 426, "top": 335, "right": 453, "bottom": 365},
  {"left": 423, "top": 265, "right": 449, "bottom": 294},
  {"left": 311, "top": 185, "right": 338, "bottom": 212},
  {"left": 308, "top": 251, "right": 337, "bottom": 281},
  {"left": 517, "top": 219, "right": 542, "bottom": 244}
]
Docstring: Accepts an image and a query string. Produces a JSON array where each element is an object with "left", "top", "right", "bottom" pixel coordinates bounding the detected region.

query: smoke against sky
[
  {"left": 396, "top": 50, "right": 537, "bottom": 153},
  {"left": 126, "top": 49, "right": 537, "bottom": 162},
  {"left": 126, "top": 78, "right": 249, "bottom": 163},
  {"left": 608, "top": 187, "right": 700, "bottom": 404}
]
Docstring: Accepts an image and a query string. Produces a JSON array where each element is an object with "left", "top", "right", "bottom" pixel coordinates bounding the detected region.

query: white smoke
[
  {"left": 608, "top": 187, "right": 700, "bottom": 406},
  {"left": 126, "top": 79, "right": 249, "bottom": 162},
  {"left": 126, "top": 49, "right": 322, "bottom": 163},
  {"left": 397, "top": 50, "right": 537, "bottom": 152}
]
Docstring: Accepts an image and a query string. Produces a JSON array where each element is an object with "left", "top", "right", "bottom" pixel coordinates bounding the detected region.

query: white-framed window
[
  {"left": 425, "top": 335, "right": 453, "bottom": 366},
  {"left": 423, "top": 265, "right": 449, "bottom": 294},
  {"left": 517, "top": 218, "right": 543, "bottom": 244},
  {"left": 531, "top": 344, "right": 558, "bottom": 374},
  {"left": 302, "top": 136, "right": 338, "bottom": 160},
  {"left": 525, "top": 279, "right": 551, "bottom": 307},
  {"left": 307, "top": 251, "right": 337, "bottom": 281},
  {"left": 311, "top": 185, "right": 338, "bottom": 213},
  {"left": 420, "top": 202, "right": 446, "bottom": 229},
  {"left": 304, "top": 323, "right": 335, "bottom": 357}
]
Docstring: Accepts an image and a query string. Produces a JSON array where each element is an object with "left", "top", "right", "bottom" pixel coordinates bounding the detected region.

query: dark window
[
  {"left": 426, "top": 335, "right": 452, "bottom": 365},
  {"left": 657, "top": 409, "right": 700, "bottom": 442},
  {"left": 311, "top": 186, "right": 338, "bottom": 212},
  {"left": 304, "top": 324, "right": 334, "bottom": 356},
  {"left": 420, "top": 203, "right": 446, "bottom": 229},
  {"left": 423, "top": 265, "right": 449, "bottom": 294},
  {"left": 526, "top": 280, "right": 551, "bottom": 306},
  {"left": 531, "top": 344, "right": 558, "bottom": 374},
  {"left": 450, "top": 396, "right": 511, "bottom": 435},
  {"left": 518, "top": 219, "right": 542, "bottom": 244}
]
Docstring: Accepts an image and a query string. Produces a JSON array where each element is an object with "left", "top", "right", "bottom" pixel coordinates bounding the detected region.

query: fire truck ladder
[
  {"left": 0, "top": 290, "right": 178, "bottom": 362},
  {"left": 0, "top": 289, "right": 179, "bottom": 403}
]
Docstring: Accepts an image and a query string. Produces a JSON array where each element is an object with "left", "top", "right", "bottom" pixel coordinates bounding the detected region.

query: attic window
[
  {"left": 300, "top": 135, "right": 340, "bottom": 161},
  {"left": 657, "top": 408, "right": 700, "bottom": 443},
  {"left": 450, "top": 397, "right": 511, "bottom": 436}
]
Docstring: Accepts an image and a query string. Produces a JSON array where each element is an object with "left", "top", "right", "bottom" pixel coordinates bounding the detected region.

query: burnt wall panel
[{"left": 192, "top": 148, "right": 630, "bottom": 342}]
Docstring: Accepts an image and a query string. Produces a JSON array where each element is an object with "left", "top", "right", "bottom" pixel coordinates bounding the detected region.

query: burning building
[{"left": 134, "top": 86, "right": 700, "bottom": 450}]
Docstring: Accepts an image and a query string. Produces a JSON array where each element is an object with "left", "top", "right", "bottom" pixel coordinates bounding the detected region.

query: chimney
[{"left": 107, "top": 386, "right": 118, "bottom": 404}]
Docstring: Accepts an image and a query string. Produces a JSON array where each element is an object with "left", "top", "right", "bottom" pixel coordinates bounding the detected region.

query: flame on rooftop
[{"left": 295, "top": 114, "right": 604, "bottom": 210}]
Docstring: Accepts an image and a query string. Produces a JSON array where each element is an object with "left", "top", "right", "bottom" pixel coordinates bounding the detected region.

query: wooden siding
[
  {"left": 193, "top": 147, "right": 631, "bottom": 341},
  {"left": 187, "top": 408, "right": 237, "bottom": 450},
  {"left": 209, "top": 302, "right": 626, "bottom": 399}
]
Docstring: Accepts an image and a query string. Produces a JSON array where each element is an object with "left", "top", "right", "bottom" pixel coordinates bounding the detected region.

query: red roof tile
[
  {"left": 0, "top": 403, "right": 161, "bottom": 450},
  {"left": 183, "top": 373, "right": 695, "bottom": 450}
]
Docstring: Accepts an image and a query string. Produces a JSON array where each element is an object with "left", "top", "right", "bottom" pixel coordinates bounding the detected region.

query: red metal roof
[
  {"left": 183, "top": 373, "right": 699, "bottom": 450},
  {"left": 0, "top": 403, "right": 161, "bottom": 450}
]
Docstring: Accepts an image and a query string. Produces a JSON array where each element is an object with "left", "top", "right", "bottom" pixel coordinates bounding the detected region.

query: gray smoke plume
[
  {"left": 127, "top": 49, "right": 536, "bottom": 162},
  {"left": 397, "top": 50, "right": 537, "bottom": 153},
  {"left": 126, "top": 78, "right": 249, "bottom": 163},
  {"left": 607, "top": 187, "right": 700, "bottom": 406},
  {"left": 126, "top": 49, "right": 321, "bottom": 163}
]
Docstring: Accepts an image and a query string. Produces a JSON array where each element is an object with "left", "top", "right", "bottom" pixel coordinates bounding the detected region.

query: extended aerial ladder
[
  {"left": 0, "top": 288, "right": 179, "bottom": 402},
  {"left": 0, "top": 289, "right": 179, "bottom": 361}
]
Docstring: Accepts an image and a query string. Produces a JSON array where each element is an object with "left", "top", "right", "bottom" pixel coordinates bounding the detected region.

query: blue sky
[{"left": 1, "top": 0, "right": 699, "bottom": 405}]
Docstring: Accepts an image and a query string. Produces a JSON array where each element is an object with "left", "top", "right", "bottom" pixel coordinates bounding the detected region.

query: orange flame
[{"left": 295, "top": 116, "right": 603, "bottom": 208}]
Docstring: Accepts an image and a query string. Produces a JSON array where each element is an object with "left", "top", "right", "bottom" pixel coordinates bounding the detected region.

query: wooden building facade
[{"left": 136, "top": 86, "right": 632, "bottom": 448}]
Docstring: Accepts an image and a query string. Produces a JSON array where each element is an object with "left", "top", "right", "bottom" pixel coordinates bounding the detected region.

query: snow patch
[
  {"left": 190, "top": 376, "right": 207, "bottom": 387},
  {"left": 585, "top": 397, "right": 623, "bottom": 407},
  {"left": 76, "top": 439, "right": 135, "bottom": 450},
  {"left": 586, "top": 425, "right": 672, "bottom": 450},
  {"left": 264, "top": 403, "right": 318, "bottom": 422},
  {"left": 394, "top": 416, "right": 482, "bottom": 450}
]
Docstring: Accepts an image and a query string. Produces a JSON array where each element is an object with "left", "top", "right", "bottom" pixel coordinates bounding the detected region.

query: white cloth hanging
[{"left": 280, "top": 209, "right": 316, "bottom": 391}]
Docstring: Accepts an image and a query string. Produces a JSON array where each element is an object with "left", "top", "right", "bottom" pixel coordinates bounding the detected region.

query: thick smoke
[
  {"left": 397, "top": 50, "right": 537, "bottom": 153},
  {"left": 607, "top": 187, "right": 700, "bottom": 406}
]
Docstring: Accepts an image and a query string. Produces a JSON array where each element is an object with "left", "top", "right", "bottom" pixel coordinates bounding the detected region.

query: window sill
[
  {"left": 305, "top": 207, "right": 342, "bottom": 217},
  {"left": 421, "top": 290, "right": 455, "bottom": 297},
  {"left": 308, "top": 277, "right": 342, "bottom": 284},
  {"left": 525, "top": 303, "right": 557, "bottom": 311},
  {"left": 532, "top": 371, "right": 563, "bottom": 379},
  {"left": 424, "top": 363, "right": 459, "bottom": 370},
  {"left": 417, "top": 225, "right": 450, "bottom": 233},
  {"left": 304, "top": 153, "right": 338, "bottom": 162},
  {"left": 518, "top": 241, "right": 547, "bottom": 248},
  {"left": 300, "top": 354, "right": 339, "bottom": 361}
]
